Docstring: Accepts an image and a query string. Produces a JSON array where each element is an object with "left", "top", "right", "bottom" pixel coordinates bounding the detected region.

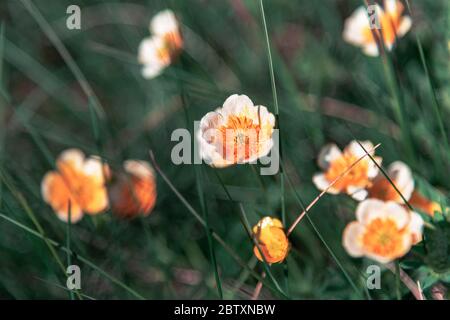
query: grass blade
[
  {"left": 149, "top": 151, "right": 288, "bottom": 299},
  {"left": 258, "top": 0, "right": 289, "bottom": 293}
]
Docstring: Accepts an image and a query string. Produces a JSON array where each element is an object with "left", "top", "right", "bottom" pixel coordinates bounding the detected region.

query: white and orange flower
[
  {"left": 41, "top": 149, "right": 109, "bottom": 223},
  {"left": 197, "top": 94, "right": 275, "bottom": 168},
  {"left": 252, "top": 217, "right": 289, "bottom": 264},
  {"left": 343, "top": 199, "right": 423, "bottom": 263},
  {"left": 343, "top": 0, "right": 412, "bottom": 56},
  {"left": 312, "top": 141, "right": 382, "bottom": 200},
  {"left": 138, "top": 9, "right": 183, "bottom": 79},
  {"left": 109, "top": 160, "right": 157, "bottom": 218}
]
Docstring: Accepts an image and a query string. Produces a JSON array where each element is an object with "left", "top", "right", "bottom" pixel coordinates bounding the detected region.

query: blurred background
[{"left": 0, "top": 0, "right": 449, "bottom": 299}]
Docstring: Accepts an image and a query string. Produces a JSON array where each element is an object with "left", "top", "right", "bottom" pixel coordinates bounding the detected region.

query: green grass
[{"left": 0, "top": 0, "right": 449, "bottom": 299}]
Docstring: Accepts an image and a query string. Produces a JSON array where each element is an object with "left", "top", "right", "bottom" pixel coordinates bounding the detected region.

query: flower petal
[
  {"left": 41, "top": 171, "right": 84, "bottom": 223},
  {"left": 397, "top": 16, "right": 412, "bottom": 37},
  {"left": 221, "top": 94, "right": 255, "bottom": 118},
  {"left": 150, "top": 9, "right": 179, "bottom": 36},
  {"left": 387, "top": 161, "right": 414, "bottom": 200},
  {"left": 342, "top": 221, "right": 365, "bottom": 257},
  {"left": 312, "top": 173, "right": 340, "bottom": 194},
  {"left": 347, "top": 186, "right": 368, "bottom": 201},
  {"left": 57, "top": 148, "right": 85, "bottom": 172},
  {"left": 343, "top": 7, "right": 372, "bottom": 46},
  {"left": 356, "top": 198, "right": 386, "bottom": 224},
  {"left": 383, "top": 201, "right": 411, "bottom": 229},
  {"left": 408, "top": 211, "right": 424, "bottom": 245},
  {"left": 346, "top": 140, "right": 375, "bottom": 158},
  {"left": 317, "top": 143, "right": 342, "bottom": 170}
]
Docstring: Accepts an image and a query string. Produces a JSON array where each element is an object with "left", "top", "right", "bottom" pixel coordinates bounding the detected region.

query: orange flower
[
  {"left": 138, "top": 10, "right": 183, "bottom": 78},
  {"left": 197, "top": 94, "right": 275, "bottom": 167},
  {"left": 409, "top": 191, "right": 441, "bottom": 217},
  {"left": 343, "top": 199, "right": 423, "bottom": 263},
  {"left": 368, "top": 161, "right": 414, "bottom": 203},
  {"left": 313, "top": 141, "right": 382, "bottom": 200},
  {"left": 252, "top": 217, "right": 289, "bottom": 264},
  {"left": 41, "top": 149, "right": 109, "bottom": 223},
  {"left": 343, "top": 0, "right": 412, "bottom": 56},
  {"left": 109, "top": 160, "right": 157, "bottom": 218}
]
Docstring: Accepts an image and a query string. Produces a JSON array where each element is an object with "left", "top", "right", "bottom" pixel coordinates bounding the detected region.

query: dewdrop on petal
[{"left": 252, "top": 217, "right": 289, "bottom": 264}]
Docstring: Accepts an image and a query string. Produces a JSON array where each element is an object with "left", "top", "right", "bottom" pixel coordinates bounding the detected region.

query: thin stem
[
  {"left": 259, "top": 0, "right": 288, "bottom": 293},
  {"left": 149, "top": 151, "right": 288, "bottom": 299},
  {"left": 395, "top": 261, "right": 401, "bottom": 300},
  {"left": 386, "top": 262, "right": 424, "bottom": 300}
]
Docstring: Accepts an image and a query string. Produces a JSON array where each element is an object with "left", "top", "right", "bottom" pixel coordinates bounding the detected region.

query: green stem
[{"left": 395, "top": 261, "right": 402, "bottom": 300}]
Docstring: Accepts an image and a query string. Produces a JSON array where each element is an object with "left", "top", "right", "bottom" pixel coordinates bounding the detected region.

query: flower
[
  {"left": 343, "top": 199, "right": 423, "bottom": 263},
  {"left": 368, "top": 161, "right": 414, "bottom": 203},
  {"left": 312, "top": 140, "right": 382, "bottom": 200},
  {"left": 252, "top": 217, "right": 289, "bottom": 264},
  {"left": 367, "top": 161, "right": 440, "bottom": 216},
  {"left": 343, "top": 0, "right": 412, "bottom": 56},
  {"left": 409, "top": 191, "right": 441, "bottom": 217},
  {"left": 138, "top": 9, "right": 183, "bottom": 79},
  {"left": 41, "top": 149, "right": 109, "bottom": 223},
  {"left": 109, "top": 160, "right": 157, "bottom": 218},
  {"left": 197, "top": 94, "right": 275, "bottom": 167}
]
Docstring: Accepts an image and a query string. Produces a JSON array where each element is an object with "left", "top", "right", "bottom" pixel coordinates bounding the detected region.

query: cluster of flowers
[
  {"left": 313, "top": 141, "right": 439, "bottom": 263},
  {"left": 41, "top": 1, "right": 436, "bottom": 268},
  {"left": 42, "top": 149, "right": 157, "bottom": 223}
]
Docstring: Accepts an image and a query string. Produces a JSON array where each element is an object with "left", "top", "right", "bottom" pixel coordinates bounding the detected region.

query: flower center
[
  {"left": 157, "top": 32, "right": 183, "bottom": 64},
  {"left": 368, "top": 177, "right": 400, "bottom": 202},
  {"left": 218, "top": 115, "right": 262, "bottom": 162}
]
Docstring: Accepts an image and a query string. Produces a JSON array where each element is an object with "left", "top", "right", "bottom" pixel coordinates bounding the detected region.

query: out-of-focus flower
[
  {"left": 368, "top": 161, "right": 440, "bottom": 216},
  {"left": 343, "top": 199, "right": 423, "bottom": 263},
  {"left": 312, "top": 141, "right": 382, "bottom": 200},
  {"left": 252, "top": 217, "right": 289, "bottom": 264},
  {"left": 41, "top": 149, "right": 109, "bottom": 223},
  {"left": 138, "top": 9, "right": 183, "bottom": 79},
  {"left": 368, "top": 161, "right": 414, "bottom": 203},
  {"left": 409, "top": 190, "right": 441, "bottom": 217},
  {"left": 343, "top": 0, "right": 412, "bottom": 56},
  {"left": 109, "top": 160, "right": 157, "bottom": 218},
  {"left": 197, "top": 94, "right": 275, "bottom": 168}
]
